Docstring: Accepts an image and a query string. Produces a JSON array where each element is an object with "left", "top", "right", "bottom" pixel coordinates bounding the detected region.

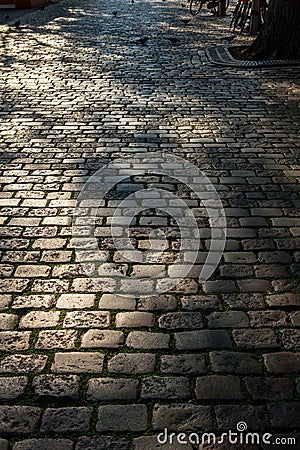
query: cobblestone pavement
[{"left": 0, "top": 0, "right": 300, "bottom": 448}]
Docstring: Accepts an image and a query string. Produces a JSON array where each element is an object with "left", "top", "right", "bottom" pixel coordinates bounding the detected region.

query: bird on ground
[
  {"left": 181, "top": 3, "right": 186, "bottom": 7},
  {"left": 166, "top": 37, "right": 180, "bottom": 44},
  {"left": 131, "top": 0, "right": 134, "bottom": 3},
  {"left": 12, "top": 20, "right": 21, "bottom": 29},
  {"left": 5, "top": 14, "right": 9, "bottom": 20},
  {"left": 222, "top": 35, "right": 236, "bottom": 42},
  {"left": 112, "top": 10, "right": 118, "bottom": 16}
]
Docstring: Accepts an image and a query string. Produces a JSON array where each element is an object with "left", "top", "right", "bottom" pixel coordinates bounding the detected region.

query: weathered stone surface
[
  {"left": 76, "top": 436, "right": 128, "bottom": 450},
  {"left": 141, "top": 376, "right": 190, "bottom": 400},
  {"left": 51, "top": 352, "right": 105, "bottom": 373},
  {"left": 244, "top": 377, "right": 294, "bottom": 401},
  {"left": 263, "top": 352, "right": 300, "bottom": 373},
  {"left": 160, "top": 354, "right": 206, "bottom": 375},
  {"left": 19, "top": 311, "right": 60, "bottom": 329},
  {"left": 0, "top": 355, "right": 47, "bottom": 373},
  {"left": 133, "top": 436, "right": 193, "bottom": 450},
  {"left": 0, "top": 332, "right": 31, "bottom": 351},
  {"left": 126, "top": 331, "right": 170, "bottom": 349},
  {"left": 41, "top": 407, "right": 92, "bottom": 433},
  {"left": 0, "top": 406, "right": 41, "bottom": 435},
  {"left": 63, "top": 311, "right": 110, "bottom": 328},
  {"left": 268, "top": 403, "right": 300, "bottom": 428},
  {"left": 96, "top": 405, "right": 147, "bottom": 432},
  {"left": 87, "top": 377, "right": 138, "bottom": 400},
  {"left": 108, "top": 353, "right": 156, "bottom": 374},
  {"left": 175, "top": 331, "right": 232, "bottom": 350},
  {"left": 81, "top": 330, "right": 124, "bottom": 348},
  {"left": 56, "top": 293, "right": 95, "bottom": 309},
  {"left": 0, "top": 377, "right": 28, "bottom": 401},
  {"left": 13, "top": 439, "right": 74, "bottom": 450},
  {"left": 215, "top": 404, "right": 268, "bottom": 431},
  {"left": 208, "top": 311, "right": 249, "bottom": 328},
  {"left": 33, "top": 375, "right": 80, "bottom": 399},
  {"left": 210, "top": 351, "right": 263, "bottom": 374},
  {"left": 35, "top": 330, "right": 77, "bottom": 349},
  {"left": 195, "top": 375, "right": 243, "bottom": 400},
  {"left": 152, "top": 403, "right": 211, "bottom": 431},
  {"left": 158, "top": 312, "right": 202, "bottom": 329},
  {"left": 115, "top": 312, "right": 155, "bottom": 328}
]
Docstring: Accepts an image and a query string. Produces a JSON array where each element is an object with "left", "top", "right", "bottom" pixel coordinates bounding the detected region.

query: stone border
[{"left": 205, "top": 45, "right": 300, "bottom": 68}]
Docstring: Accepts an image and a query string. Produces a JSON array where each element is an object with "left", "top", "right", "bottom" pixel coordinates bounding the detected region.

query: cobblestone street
[{"left": 0, "top": 0, "right": 299, "bottom": 448}]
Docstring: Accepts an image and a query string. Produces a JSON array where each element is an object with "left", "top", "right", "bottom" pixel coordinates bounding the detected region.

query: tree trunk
[{"left": 246, "top": 0, "right": 300, "bottom": 59}]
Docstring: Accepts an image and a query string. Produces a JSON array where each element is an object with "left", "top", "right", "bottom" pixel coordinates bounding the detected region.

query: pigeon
[
  {"left": 112, "top": 10, "right": 118, "bottom": 16},
  {"left": 5, "top": 14, "right": 9, "bottom": 20},
  {"left": 166, "top": 37, "right": 180, "bottom": 44},
  {"left": 222, "top": 35, "right": 236, "bottom": 42},
  {"left": 131, "top": 0, "right": 134, "bottom": 3},
  {"left": 12, "top": 20, "right": 21, "bottom": 29},
  {"left": 181, "top": 3, "right": 186, "bottom": 7}
]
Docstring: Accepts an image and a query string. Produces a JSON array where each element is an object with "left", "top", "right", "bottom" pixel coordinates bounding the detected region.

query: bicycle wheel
[{"left": 190, "top": 0, "right": 206, "bottom": 16}]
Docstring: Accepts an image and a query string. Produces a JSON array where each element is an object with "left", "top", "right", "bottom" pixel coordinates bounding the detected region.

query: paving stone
[
  {"left": 244, "top": 377, "right": 294, "bottom": 401},
  {"left": 108, "top": 353, "right": 156, "bottom": 374},
  {"left": 41, "top": 407, "right": 92, "bottom": 433},
  {"left": 0, "top": 295, "right": 12, "bottom": 311},
  {"left": 181, "top": 295, "right": 222, "bottom": 310},
  {"left": 0, "top": 406, "right": 41, "bottom": 435},
  {"left": 203, "top": 280, "right": 237, "bottom": 293},
  {"left": 115, "top": 312, "right": 155, "bottom": 328},
  {"left": 152, "top": 403, "right": 211, "bottom": 431},
  {"left": 0, "top": 377, "right": 28, "bottom": 401},
  {"left": 175, "top": 330, "right": 232, "bottom": 350},
  {"left": 99, "top": 294, "right": 136, "bottom": 310},
  {"left": 51, "top": 352, "right": 104, "bottom": 373},
  {"left": 0, "top": 355, "right": 48, "bottom": 373},
  {"left": 141, "top": 376, "right": 190, "bottom": 400},
  {"left": 158, "top": 312, "right": 202, "bottom": 329},
  {"left": 33, "top": 375, "right": 80, "bottom": 400},
  {"left": 208, "top": 311, "right": 249, "bottom": 328},
  {"left": 263, "top": 352, "right": 300, "bottom": 373},
  {"left": 210, "top": 351, "right": 263, "bottom": 374},
  {"left": 56, "top": 293, "right": 96, "bottom": 309},
  {"left": 137, "top": 294, "right": 178, "bottom": 311},
  {"left": 12, "top": 294, "right": 56, "bottom": 309},
  {"left": 268, "top": 403, "right": 300, "bottom": 428},
  {"left": 0, "top": 313, "right": 18, "bottom": 330},
  {"left": 75, "top": 436, "right": 128, "bottom": 450},
  {"left": 0, "top": 440, "right": 7, "bottom": 450},
  {"left": 87, "top": 377, "right": 138, "bottom": 400},
  {"left": 96, "top": 405, "right": 147, "bottom": 432},
  {"left": 215, "top": 404, "right": 268, "bottom": 431},
  {"left": 19, "top": 311, "right": 60, "bottom": 329},
  {"left": 248, "top": 310, "right": 288, "bottom": 327},
  {"left": 281, "top": 329, "right": 300, "bottom": 350},
  {"left": 133, "top": 435, "right": 193, "bottom": 450},
  {"left": 0, "top": 331, "right": 31, "bottom": 351},
  {"left": 126, "top": 331, "right": 170, "bottom": 349},
  {"left": 233, "top": 329, "right": 279, "bottom": 348},
  {"left": 81, "top": 330, "right": 124, "bottom": 348},
  {"left": 13, "top": 439, "right": 74, "bottom": 450},
  {"left": 63, "top": 311, "right": 110, "bottom": 328},
  {"left": 266, "top": 293, "right": 300, "bottom": 307},
  {"left": 35, "top": 330, "right": 77, "bottom": 350},
  {"left": 160, "top": 354, "right": 206, "bottom": 375},
  {"left": 195, "top": 375, "right": 243, "bottom": 400}
]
